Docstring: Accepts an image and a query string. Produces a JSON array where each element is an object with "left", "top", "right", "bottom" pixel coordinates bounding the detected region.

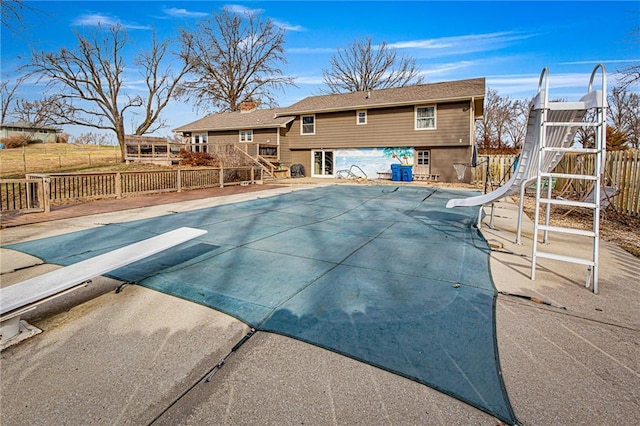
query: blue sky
[{"left": 2, "top": 1, "right": 639, "bottom": 140}]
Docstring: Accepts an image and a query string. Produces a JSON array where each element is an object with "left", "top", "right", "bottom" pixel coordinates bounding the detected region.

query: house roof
[
  {"left": 174, "top": 78, "right": 485, "bottom": 132},
  {"left": 173, "top": 108, "right": 295, "bottom": 133},
  {"left": 276, "top": 78, "right": 486, "bottom": 116},
  {"left": 1, "top": 121, "right": 61, "bottom": 131}
]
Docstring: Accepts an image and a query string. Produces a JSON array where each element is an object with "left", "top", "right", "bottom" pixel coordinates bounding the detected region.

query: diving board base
[{"left": 0, "top": 317, "right": 41, "bottom": 351}]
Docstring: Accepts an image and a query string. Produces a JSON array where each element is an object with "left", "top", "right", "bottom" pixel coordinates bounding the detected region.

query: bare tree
[
  {"left": 26, "top": 24, "right": 189, "bottom": 159},
  {"left": 1, "top": 0, "right": 26, "bottom": 34},
  {"left": 0, "top": 75, "right": 26, "bottom": 123},
  {"left": 322, "top": 37, "right": 423, "bottom": 93},
  {"left": 505, "top": 97, "right": 533, "bottom": 149},
  {"left": 476, "top": 89, "right": 515, "bottom": 149},
  {"left": 14, "top": 96, "right": 65, "bottom": 126},
  {"left": 178, "top": 8, "right": 294, "bottom": 112},
  {"left": 608, "top": 87, "right": 640, "bottom": 148},
  {"left": 617, "top": 27, "right": 639, "bottom": 89}
]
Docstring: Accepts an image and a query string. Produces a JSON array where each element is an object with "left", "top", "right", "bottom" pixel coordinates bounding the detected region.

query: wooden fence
[
  {"left": 471, "top": 150, "right": 640, "bottom": 216},
  {"left": 1, "top": 166, "right": 262, "bottom": 214}
]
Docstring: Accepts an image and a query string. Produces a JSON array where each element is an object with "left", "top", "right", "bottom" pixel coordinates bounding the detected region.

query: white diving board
[{"left": 0, "top": 227, "right": 207, "bottom": 345}]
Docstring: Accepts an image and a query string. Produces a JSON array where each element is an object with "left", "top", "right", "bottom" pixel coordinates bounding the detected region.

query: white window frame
[
  {"left": 301, "top": 114, "right": 316, "bottom": 135},
  {"left": 415, "top": 105, "right": 436, "bottom": 130},
  {"left": 356, "top": 110, "right": 367, "bottom": 125},
  {"left": 192, "top": 133, "right": 207, "bottom": 152},
  {"left": 239, "top": 129, "right": 253, "bottom": 143},
  {"left": 417, "top": 149, "right": 430, "bottom": 166}
]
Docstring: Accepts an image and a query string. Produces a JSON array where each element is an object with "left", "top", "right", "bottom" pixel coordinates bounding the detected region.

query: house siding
[{"left": 287, "top": 101, "right": 473, "bottom": 149}]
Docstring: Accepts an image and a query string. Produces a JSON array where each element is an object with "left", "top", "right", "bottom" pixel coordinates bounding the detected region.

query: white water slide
[{"left": 446, "top": 66, "right": 606, "bottom": 244}]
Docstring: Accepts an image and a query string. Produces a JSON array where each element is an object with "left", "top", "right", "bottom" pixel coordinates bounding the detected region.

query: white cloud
[
  {"left": 273, "top": 20, "right": 305, "bottom": 32},
  {"left": 224, "top": 4, "right": 263, "bottom": 15},
  {"left": 162, "top": 8, "right": 208, "bottom": 19},
  {"left": 390, "top": 31, "right": 537, "bottom": 57},
  {"left": 72, "top": 13, "right": 150, "bottom": 30}
]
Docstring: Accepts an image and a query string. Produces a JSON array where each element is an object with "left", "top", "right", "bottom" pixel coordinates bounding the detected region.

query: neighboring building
[
  {"left": 0, "top": 121, "right": 61, "bottom": 144},
  {"left": 174, "top": 78, "right": 485, "bottom": 183}
]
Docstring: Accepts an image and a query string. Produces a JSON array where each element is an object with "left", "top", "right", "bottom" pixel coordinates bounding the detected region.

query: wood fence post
[
  {"left": 115, "top": 172, "right": 122, "bottom": 199},
  {"left": 219, "top": 167, "right": 224, "bottom": 188},
  {"left": 251, "top": 167, "right": 255, "bottom": 184},
  {"left": 42, "top": 177, "right": 51, "bottom": 213},
  {"left": 177, "top": 169, "right": 182, "bottom": 193}
]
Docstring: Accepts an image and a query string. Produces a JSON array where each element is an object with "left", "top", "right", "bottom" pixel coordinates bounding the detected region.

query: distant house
[
  {"left": 174, "top": 78, "right": 485, "bottom": 182},
  {"left": 0, "top": 121, "right": 61, "bottom": 144}
]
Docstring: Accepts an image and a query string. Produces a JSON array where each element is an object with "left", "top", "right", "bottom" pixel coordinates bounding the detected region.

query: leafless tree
[
  {"left": 322, "top": 37, "right": 423, "bottom": 93},
  {"left": 476, "top": 89, "right": 515, "bottom": 149},
  {"left": 177, "top": 8, "right": 294, "bottom": 112},
  {"left": 1, "top": 0, "right": 26, "bottom": 34},
  {"left": 608, "top": 87, "right": 640, "bottom": 148},
  {"left": 14, "top": 96, "right": 65, "bottom": 126},
  {"left": 505, "top": 97, "right": 533, "bottom": 149},
  {"left": 26, "top": 24, "right": 190, "bottom": 159},
  {"left": 0, "top": 75, "right": 26, "bottom": 123},
  {"left": 617, "top": 27, "right": 639, "bottom": 89}
]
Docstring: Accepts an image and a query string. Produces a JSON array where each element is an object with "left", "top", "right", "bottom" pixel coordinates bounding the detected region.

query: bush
[
  {"left": 179, "top": 149, "right": 220, "bottom": 166},
  {"left": 1, "top": 134, "right": 30, "bottom": 148}
]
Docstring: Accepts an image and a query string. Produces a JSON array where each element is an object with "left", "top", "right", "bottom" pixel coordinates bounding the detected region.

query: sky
[{"left": 2, "top": 1, "right": 639, "bottom": 141}]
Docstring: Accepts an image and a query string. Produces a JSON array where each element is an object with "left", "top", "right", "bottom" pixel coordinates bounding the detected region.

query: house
[
  {"left": 0, "top": 121, "right": 61, "bottom": 144},
  {"left": 174, "top": 78, "right": 485, "bottom": 183}
]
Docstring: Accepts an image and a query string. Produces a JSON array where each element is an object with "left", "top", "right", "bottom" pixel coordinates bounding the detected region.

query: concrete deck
[{"left": 1, "top": 184, "right": 638, "bottom": 425}]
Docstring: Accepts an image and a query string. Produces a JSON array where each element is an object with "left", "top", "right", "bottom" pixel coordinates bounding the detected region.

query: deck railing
[{"left": 1, "top": 166, "right": 261, "bottom": 214}]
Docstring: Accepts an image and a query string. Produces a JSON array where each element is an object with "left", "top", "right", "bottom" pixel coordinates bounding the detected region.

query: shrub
[
  {"left": 1, "top": 134, "right": 30, "bottom": 148},
  {"left": 179, "top": 149, "right": 220, "bottom": 166}
]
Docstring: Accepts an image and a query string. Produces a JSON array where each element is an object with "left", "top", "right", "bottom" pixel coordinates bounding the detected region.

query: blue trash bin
[
  {"left": 391, "top": 164, "right": 401, "bottom": 181},
  {"left": 401, "top": 165, "right": 413, "bottom": 182}
]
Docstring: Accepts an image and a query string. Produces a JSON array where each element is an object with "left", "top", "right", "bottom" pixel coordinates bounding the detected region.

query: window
[
  {"left": 192, "top": 133, "right": 207, "bottom": 152},
  {"left": 417, "top": 150, "right": 430, "bottom": 166},
  {"left": 357, "top": 110, "right": 367, "bottom": 125},
  {"left": 301, "top": 115, "right": 315, "bottom": 135},
  {"left": 239, "top": 130, "right": 253, "bottom": 143},
  {"left": 415, "top": 106, "right": 436, "bottom": 130}
]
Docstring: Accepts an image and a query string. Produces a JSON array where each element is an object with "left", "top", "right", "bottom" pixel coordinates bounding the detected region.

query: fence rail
[
  {"left": 0, "top": 179, "right": 48, "bottom": 213},
  {"left": 471, "top": 150, "right": 640, "bottom": 216},
  {"left": 1, "top": 166, "right": 261, "bottom": 214}
]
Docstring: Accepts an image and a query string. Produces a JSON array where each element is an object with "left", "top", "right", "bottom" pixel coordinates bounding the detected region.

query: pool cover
[{"left": 6, "top": 185, "right": 518, "bottom": 424}]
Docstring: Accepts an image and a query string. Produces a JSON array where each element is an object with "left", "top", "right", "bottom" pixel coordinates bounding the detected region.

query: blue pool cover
[{"left": 6, "top": 185, "right": 518, "bottom": 425}]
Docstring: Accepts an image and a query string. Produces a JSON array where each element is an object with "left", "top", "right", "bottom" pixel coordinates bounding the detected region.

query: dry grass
[
  {"left": 0, "top": 143, "right": 122, "bottom": 178},
  {"left": 517, "top": 194, "right": 640, "bottom": 258}
]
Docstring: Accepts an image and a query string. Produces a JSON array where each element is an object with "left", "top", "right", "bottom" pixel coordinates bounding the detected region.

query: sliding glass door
[{"left": 312, "top": 150, "right": 334, "bottom": 177}]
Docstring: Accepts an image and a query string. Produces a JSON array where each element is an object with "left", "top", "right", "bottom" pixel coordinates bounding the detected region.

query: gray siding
[{"left": 287, "top": 101, "right": 473, "bottom": 149}]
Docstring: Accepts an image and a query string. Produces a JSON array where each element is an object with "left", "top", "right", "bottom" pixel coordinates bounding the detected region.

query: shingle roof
[
  {"left": 277, "top": 78, "right": 485, "bottom": 116},
  {"left": 173, "top": 108, "right": 294, "bottom": 132},
  {"left": 0, "top": 121, "right": 61, "bottom": 131},
  {"left": 174, "top": 78, "right": 485, "bottom": 132}
]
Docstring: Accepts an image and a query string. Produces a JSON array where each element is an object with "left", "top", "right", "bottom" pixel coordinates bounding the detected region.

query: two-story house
[{"left": 174, "top": 77, "right": 485, "bottom": 183}]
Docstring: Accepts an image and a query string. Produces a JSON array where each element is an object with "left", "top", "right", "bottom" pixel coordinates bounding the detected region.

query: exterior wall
[
  {"left": 1, "top": 127, "right": 58, "bottom": 143},
  {"left": 287, "top": 145, "right": 473, "bottom": 183},
  {"left": 287, "top": 101, "right": 473, "bottom": 149}
]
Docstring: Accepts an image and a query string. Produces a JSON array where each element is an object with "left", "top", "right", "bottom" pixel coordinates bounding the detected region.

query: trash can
[
  {"left": 391, "top": 164, "right": 401, "bottom": 181},
  {"left": 401, "top": 165, "right": 413, "bottom": 182}
]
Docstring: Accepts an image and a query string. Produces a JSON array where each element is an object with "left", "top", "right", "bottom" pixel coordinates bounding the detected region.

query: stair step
[
  {"left": 534, "top": 251, "right": 595, "bottom": 267},
  {"left": 537, "top": 225, "right": 596, "bottom": 237}
]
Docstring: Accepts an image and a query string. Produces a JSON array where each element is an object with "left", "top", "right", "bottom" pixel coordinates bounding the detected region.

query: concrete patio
[{"left": 1, "top": 183, "right": 638, "bottom": 425}]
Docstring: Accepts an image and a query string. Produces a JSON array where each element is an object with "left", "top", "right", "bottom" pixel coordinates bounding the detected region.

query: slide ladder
[{"left": 530, "top": 65, "right": 607, "bottom": 293}]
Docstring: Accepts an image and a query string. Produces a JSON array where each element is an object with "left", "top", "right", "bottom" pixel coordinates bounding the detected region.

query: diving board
[{"left": 1, "top": 227, "right": 207, "bottom": 344}]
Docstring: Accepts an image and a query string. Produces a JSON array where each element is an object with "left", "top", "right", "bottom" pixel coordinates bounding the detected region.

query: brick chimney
[{"left": 239, "top": 99, "right": 258, "bottom": 113}]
